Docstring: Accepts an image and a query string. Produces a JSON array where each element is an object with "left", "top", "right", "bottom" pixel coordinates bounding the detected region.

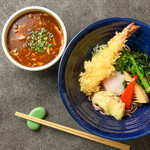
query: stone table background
[{"left": 0, "top": 0, "right": 150, "bottom": 150}]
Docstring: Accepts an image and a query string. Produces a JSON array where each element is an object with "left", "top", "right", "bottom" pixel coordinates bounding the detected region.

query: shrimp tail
[{"left": 123, "top": 22, "right": 139, "bottom": 38}]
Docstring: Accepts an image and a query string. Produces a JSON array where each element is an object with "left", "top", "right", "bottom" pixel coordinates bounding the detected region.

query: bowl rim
[
  {"left": 58, "top": 17, "right": 150, "bottom": 141},
  {"left": 2, "top": 6, "right": 67, "bottom": 71}
]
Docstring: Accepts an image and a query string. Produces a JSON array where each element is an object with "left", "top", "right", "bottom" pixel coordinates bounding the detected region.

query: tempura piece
[
  {"left": 79, "top": 22, "right": 139, "bottom": 96},
  {"left": 92, "top": 91, "right": 125, "bottom": 120}
]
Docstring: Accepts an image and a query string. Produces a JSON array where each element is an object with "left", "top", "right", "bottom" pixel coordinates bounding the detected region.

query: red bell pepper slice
[{"left": 120, "top": 75, "right": 138, "bottom": 110}]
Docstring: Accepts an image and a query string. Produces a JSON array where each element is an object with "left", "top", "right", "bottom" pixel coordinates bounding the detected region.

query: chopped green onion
[
  {"left": 28, "top": 29, "right": 32, "bottom": 33},
  {"left": 42, "top": 28, "right": 47, "bottom": 33},
  {"left": 23, "top": 44, "right": 28, "bottom": 48},
  {"left": 44, "top": 37, "right": 48, "bottom": 41},
  {"left": 24, "top": 28, "right": 53, "bottom": 53},
  {"left": 43, "top": 47, "right": 47, "bottom": 51},
  {"left": 48, "top": 44, "right": 52, "bottom": 48}
]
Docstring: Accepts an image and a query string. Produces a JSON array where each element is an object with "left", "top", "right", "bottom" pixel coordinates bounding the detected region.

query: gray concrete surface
[{"left": 0, "top": 0, "right": 150, "bottom": 150}]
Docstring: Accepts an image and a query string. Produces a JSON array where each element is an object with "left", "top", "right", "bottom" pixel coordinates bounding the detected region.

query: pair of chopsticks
[{"left": 15, "top": 112, "right": 130, "bottom": 150}]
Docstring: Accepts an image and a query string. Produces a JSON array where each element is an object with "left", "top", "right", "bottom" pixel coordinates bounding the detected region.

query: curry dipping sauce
[{"left": 7, "top": 12, "right": 64, "bottom": 67}]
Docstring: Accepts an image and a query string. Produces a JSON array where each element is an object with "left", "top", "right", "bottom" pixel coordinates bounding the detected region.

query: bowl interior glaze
[{"left": 58, "top": 18, "right": 150, "bottom": 140}]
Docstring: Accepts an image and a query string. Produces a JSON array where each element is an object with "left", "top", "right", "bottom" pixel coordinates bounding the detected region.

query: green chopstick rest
[{"left": 27, "top": 107, "right": 47, "bottom": 130}]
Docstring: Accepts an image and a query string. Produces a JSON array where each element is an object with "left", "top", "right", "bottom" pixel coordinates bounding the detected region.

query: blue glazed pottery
[{"left": 58, "top": 18, "right": 150, "bottom": 141}]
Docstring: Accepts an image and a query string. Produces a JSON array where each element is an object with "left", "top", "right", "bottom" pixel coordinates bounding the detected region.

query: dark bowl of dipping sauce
[{"left": 2, "top": 6, "right": 67, "bottom": 71}]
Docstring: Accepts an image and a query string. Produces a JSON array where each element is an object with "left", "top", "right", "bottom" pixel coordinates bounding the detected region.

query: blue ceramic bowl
[{"left": 58, "top": 18, "right": 150, "bottom": 141}]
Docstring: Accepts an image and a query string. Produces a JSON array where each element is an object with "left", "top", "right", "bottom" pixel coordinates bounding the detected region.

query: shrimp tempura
[{"left": 79, "top": 22, "right": 139, "bottom": 96}]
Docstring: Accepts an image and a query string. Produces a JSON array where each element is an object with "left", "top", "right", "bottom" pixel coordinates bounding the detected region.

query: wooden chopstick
[{"left": 15, "top": 112, "right": 130, "bottom": 150}]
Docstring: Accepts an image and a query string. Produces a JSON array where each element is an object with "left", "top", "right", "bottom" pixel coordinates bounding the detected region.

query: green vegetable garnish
[
  {"left": 24, "top": 28, "right": 53, "bottom": 53},
  {"left": 116, "top": 48, "right": 150, "bottom": 93},
  {"left": 122, "top": 80, "right": 128, "bottom": 89}
]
